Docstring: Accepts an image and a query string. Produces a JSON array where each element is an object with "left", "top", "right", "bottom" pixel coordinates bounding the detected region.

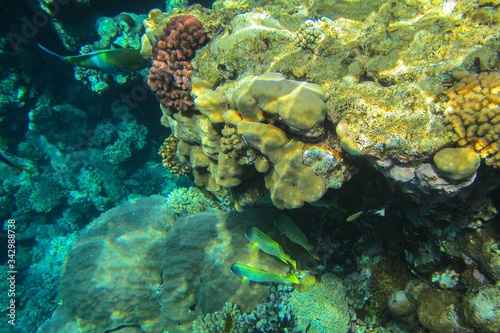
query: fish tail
[
  {"left": 37, "top": 44, "right": 64, "bottom": 58},
  {"left": 287, "top": 272, "right": 300, "bottom": 284},
  {"left": 309, "top": 251, "right": 320, "bottom": 261}
]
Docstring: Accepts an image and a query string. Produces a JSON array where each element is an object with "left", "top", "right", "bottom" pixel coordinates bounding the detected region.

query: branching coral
[
  {"left": 193, "top": 285, "right": 295, "bottom": 333},
  {"left": 220, "top": 125, "right": 254, "bottom": 165},
  {"left": 148, "top": 15, "right": 208, "bottom": 113},
  {"left": 158, "top": 134, "right": 192, "bottom": 176},
  {"left": 165, "top": 186, "right": 221, "bottom": 216},
  {"left": 294, "top": 19, "right": 326, "bottom": 51},
  {"left": 444, "top": 71, "right": 500, "bottom": 168}
]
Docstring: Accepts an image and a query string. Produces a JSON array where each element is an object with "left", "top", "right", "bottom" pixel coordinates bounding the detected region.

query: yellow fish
[
  {"left": 38, "top": 44, "right": 149, "bottom": 74},
  {"left": 275, "top": 215, "right": 319, "bottom": 260},
  {"left": 245, "top": 227, "right": 296, "bottom": 269},
  {"left": 346, "top": 210, "right": 364, "bottom": 222},
  {"left": 230, "top": 263, "right": 299, "bottom": 284}
]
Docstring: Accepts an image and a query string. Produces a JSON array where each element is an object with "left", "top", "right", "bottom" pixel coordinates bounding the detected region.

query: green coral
[
  {"left": 48, "top": 232, "right": 79, "bottom": 264},
  {"left": 192, "top": 302, "right": 242, "bottom": 333},
  {"left": 289, "top": 273, "right": 350, "bottom": 333},
  {"left": 30, "top": 178, "right": 64, "bottom": 213},
  {"left": 104, "top": 139, "right": 132, "bottom": 165},
  {"left": 103, "top": 120, "right": 147, "bottom": 165}
]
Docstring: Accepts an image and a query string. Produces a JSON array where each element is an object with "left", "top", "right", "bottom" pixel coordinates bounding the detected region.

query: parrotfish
[
  {"left": 37, "top": 44, "right": 150, "bottom": 74},
  {"left": 275, "top": 215, "right": 319, "bottom": 260},
  {"left": 230, "top": 263, "right": 299, "bottom": 285},
  {"left": 245, "top": 227, "right": 297, "bottom": 269}
]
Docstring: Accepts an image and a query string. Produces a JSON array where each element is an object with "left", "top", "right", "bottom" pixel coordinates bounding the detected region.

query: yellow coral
[
  {"left": 444, "top": 72, "right": 500, "bottom": 168},
  {"left": 160, "top": 73, "right": 333, "bottom": 209},
  {"left": 191, "top": 77, "right": 228, "bottom": 124},
  {"left": 433, "top": 146, "right": 481, "bottom": 181},
  {"left": 237, "top": 121, "right": 326, "bottom": 209},
  {"left": 158, "top": 135, "right": 191, "bottom": 177},
  {"left": 233, "top": 72, "right": 327, "bottom": 138}
]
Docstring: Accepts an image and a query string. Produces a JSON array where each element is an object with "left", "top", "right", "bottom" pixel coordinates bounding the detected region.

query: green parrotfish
[
  {"left": 37, "top": 44, "right": 149, "bottom": 74},
  {"left": 230, "top": 263, "right": 299, "bottom": 285},
  {"left": 275, "top": 215, "right": 320, "bottom": 260},
  {"left": 245, "top": 227, "right": 296, "bottom": 269}
]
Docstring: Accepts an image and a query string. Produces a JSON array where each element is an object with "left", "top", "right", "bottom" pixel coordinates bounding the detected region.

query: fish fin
[
  {"left": 241, "top": 277, "right": 250, "bottom": 285},
  {"left": 309, "top": 251, "right": 320, "bottom": 261},
  {"left": 250, "top": 243, "right": 259, "bottom": 251},
  {"left": 287, "top": 273, "right": 300, "bottom": 285},
  {"left": 290, "top": 259, "right": 297, "bottom": 270},
  {"left": 37, "top": 44, "right": 64, "bottom": 58}
]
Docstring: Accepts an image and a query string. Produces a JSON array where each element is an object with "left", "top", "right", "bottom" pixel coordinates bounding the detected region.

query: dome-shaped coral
[{"left": 433, "top": 146, "right": 481, "bottom": 180}]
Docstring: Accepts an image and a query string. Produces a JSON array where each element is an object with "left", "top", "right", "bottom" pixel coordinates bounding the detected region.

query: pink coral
[{"left": 148, "top": 15, "right": 208, "bottom": 112}]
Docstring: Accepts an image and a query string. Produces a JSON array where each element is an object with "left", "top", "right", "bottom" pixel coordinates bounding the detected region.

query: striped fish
[
  {"left": 275, "top": 215, "right": 319, "bottom": 260},
  {"left": 230, "top": 263, "right": 299, "bottom": 284},
  {"left": 245, "top": 227, "right": 296, "bottom": 269}
]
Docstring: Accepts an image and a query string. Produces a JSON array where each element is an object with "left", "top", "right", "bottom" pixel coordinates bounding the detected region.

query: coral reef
[
  {"left": 3, "top": 1, "right": 500, "bottom": 333},
  {"left": 39, "top": 200, "right": 294, "bottom": 332},
  {"left": 73, "top": 12, "right": 147, "bottom": 94},
  {"left": 153, "top": 0, "right": 500, "bottom": 209},
  {"left": 103, "top": 120, "right": 148, "bottom": 165},
  {"left": 444, "top": 71, "right": 500, "bottom": 168},
  {"left": 38, "top": 196, "right": 174, "bottom": 333},
  {"left": 163, "top": 72, "right": 352, "bottom": 209},
  {"left": 165, "top": 186, "right": 225, "bottom": 216},
  {"left": 289, "top": 273, "right": 350, "bottom": 333},
  {"left": 30, "top": 177, "right": 64, "bottom": 213},
  {"left": 148, "top": 15, "right": 208, "bottom": 113},
  {"left": 193, "top": 285, "right": 295, "bottom": 333}
]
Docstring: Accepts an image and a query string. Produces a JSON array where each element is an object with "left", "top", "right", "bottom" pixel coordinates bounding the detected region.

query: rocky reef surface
[{"left": 1, "top": 0, "right": 499, "bottom": 333}]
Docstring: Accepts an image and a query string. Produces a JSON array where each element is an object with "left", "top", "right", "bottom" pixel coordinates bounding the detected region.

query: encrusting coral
[
  {"left": 148, "top": 15, "right": 208, "bottom": 113},
  {"left": 233, "top": 72, "right": 327, "bottom": 139},
  {"left": 444, "top": 71, "right": 500, "bottom": 168}
]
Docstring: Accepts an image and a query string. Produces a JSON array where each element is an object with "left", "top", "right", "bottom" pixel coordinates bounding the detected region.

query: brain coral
[
  {"left": 444, "top": 71, "right": 500, "bottom": 168},
  {"left": 39, "top": 196, "right": 290, "bottom": 333},
  {"left": 148, "top": 15, "right": 208, "bottom": 113}
]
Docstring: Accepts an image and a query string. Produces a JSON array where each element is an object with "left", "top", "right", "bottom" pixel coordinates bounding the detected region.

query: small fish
[
  {"left": 346, "top": 210, "right": 364, "bottom": 222},
  {"left": 230, "top": 263, "right": 299, "bottom": 284},
  {"left": 245, "top": 227, "right": 297, "bottom": 269},
  {"left": 346, "top": 207, "right": 386, "bottom": 222},
  {"left": 0, "top": 149, "right": 34, "bottom": 174},
  {"left": 37, "top": 44, "right": 150, "bottom": 74},
  {"left": 275, "top": 215, "right": 319, "bottom": 260},
  {"left": 370, "top": 207, "right": 385, "bottom": 217}
]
